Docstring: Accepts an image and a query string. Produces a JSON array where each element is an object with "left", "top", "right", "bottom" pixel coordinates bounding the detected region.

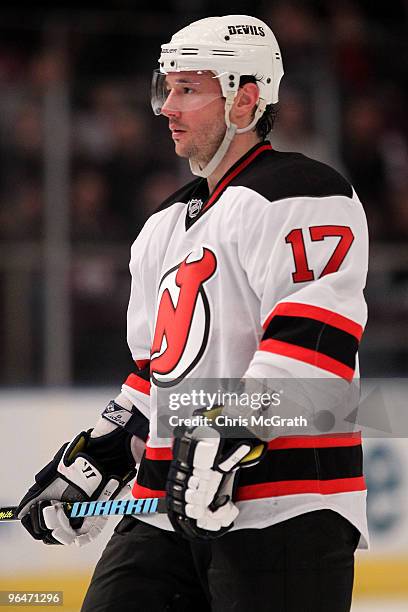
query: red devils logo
[{"left": 150, "top": 248, "right": 217, "bottom": 387}]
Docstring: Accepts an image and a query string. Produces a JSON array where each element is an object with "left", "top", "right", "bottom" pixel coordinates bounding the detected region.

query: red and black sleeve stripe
[
  {"left": 236, "top": 443, "right": 364, "bottom": 499},
  {"left": 259, "top": 303, "right": 363, "bottom": 381},
  {"left": 132, "top": 434, "right": 365, "bottom": 500}
]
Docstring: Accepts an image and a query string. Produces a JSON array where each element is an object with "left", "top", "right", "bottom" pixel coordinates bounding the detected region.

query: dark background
[{"left": 0, "top": 0, "right": 407, "bottom": 385}]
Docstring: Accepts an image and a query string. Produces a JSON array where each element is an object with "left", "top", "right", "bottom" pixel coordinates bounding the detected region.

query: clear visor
[{"left": 151, "top": 69, "right": 224, "bottom": 115}]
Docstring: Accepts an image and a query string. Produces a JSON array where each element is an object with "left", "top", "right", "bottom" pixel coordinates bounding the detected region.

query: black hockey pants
[{"left": 81, "top": 509, "right": 360, "bottom": 612}]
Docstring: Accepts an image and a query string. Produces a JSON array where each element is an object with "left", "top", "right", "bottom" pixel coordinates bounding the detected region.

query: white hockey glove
[
  {"left": 166, "top": 408, "right": 267, "bottom": 540},
  {"left": 17, "top": 397, "right": 148, "bottom": 547}
]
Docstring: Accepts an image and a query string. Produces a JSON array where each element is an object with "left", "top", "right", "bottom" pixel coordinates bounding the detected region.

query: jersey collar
[{"left": 185, "top": 140, "right": 273, "bottom": 230}]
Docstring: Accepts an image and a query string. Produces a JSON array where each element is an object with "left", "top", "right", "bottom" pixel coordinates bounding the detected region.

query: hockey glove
[
  {"left": 166, "top": 409, "right": 267, "bottom": 540},
  {"left": 17, "top": 423, "right": 138, "bottom": 546}
]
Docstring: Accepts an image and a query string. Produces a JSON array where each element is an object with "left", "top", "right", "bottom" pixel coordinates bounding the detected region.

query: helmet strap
[{"left": 189, "top": 94, "right": 266, "bottom": 178}]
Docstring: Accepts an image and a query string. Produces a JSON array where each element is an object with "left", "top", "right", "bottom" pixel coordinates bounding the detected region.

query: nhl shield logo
[
  {"left": 150, "top": 247, "right": 217, "bottom": 387},
  {"left": 188, "top": 198, "right": 203, "bottom": 219}
]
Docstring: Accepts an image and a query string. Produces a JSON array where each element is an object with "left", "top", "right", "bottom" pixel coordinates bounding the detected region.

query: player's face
[{"left": 160, "top": 71, "right": 226, "bottom": 165}]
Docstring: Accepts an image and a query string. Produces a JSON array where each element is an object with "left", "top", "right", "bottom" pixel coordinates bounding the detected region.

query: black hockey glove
[
  {"left": 17, "top": 399, "right": 148, "bottom": 546},
  {"left": 166, "top": 408, "right": 267, "bottom": 540}
]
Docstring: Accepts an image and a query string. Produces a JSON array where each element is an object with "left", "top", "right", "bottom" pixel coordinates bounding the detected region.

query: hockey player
[{"left": 17, "top": 15, "right": 369, "bottom": 612}]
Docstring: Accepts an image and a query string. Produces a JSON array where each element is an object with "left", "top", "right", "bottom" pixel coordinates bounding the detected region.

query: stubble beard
[{"left": 177, "top": 116, "right": 226, "bottom": 167}]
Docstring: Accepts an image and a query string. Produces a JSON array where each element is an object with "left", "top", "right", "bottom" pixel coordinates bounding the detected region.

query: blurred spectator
[
  {"left": 328, "top": 1, "right": 375, "bottom": 93},
  {"left": 73, "top": 79, "right": 175, "bottom": 235},
  {"left": 341, "top": 96, "right": 387, "bottom": 236},
  {"left": 0, "top": 100, "right": 44, "bottom": 240},
  {"left": 0, "top": 181, "right": 43, "bottom": 240},
  {"left": 71, "top": 168, "right": 127, "bottom": 241},
  {"left": 341, "top": 95, "right": 408, "bottom": 240},
  {"left": 104, "top": 105, "right": 154, "bottom": 230},
  {"left": 139, "top": 171, "right": 182, "bottom": 218},
  {"left": 270, "top": 87, "right": 343, "bottom": 171},
  {"left": 71, "top": 249, "right": 132, "bottom": 382},
  {"left": 13, "top": 103, "right": 43, "bottom": 154},
  {"left": 28, "top": 47, "right": 67, "bottom": 91},
  {"left": 0, "top": 47, "right": 25, "bottom": 83},
  {"left": 0, "top": 100, "right": 43, "bottom": 199},
  {"left": 75, "top": 83, "right": 125, "bottom": 161},
  {"left": 262, "top": 0, "right": 321, "bottom": 61},
  {"left": 390, "top": 185, "right": 408, "bottom": 241}
]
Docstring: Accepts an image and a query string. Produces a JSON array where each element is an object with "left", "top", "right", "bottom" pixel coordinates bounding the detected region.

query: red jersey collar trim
[{"left": 202, "top": 141, "right": 273, "bottom": 213}]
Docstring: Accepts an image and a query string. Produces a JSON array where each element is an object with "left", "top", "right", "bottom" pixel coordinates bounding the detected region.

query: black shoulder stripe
[{"left": 235, "top": 150, "right": 353, "bottom": 202}]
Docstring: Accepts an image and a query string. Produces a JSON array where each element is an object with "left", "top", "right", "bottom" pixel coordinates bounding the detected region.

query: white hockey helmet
[{"left": 152, "top": 15, "right": 284, "bottom": 178}]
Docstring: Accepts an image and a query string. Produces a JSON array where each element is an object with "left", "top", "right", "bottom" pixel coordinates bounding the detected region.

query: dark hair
[{"left": 239, "top": 75, "right": 278, "bottom": 139}]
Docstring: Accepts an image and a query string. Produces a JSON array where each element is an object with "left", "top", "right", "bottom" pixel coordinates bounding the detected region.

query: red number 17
[{"left": 285, "top": 225, "right": 354, "bottom": 283}]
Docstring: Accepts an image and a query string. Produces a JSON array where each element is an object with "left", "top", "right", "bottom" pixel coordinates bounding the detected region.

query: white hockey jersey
[{"left": 121, "top": 141, "right": 369, "bottom": 547}]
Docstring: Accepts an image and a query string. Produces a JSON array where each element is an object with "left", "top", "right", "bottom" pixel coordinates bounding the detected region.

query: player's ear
[{"left": 230, "top": 83, "right": 259, "bottom": 128}]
